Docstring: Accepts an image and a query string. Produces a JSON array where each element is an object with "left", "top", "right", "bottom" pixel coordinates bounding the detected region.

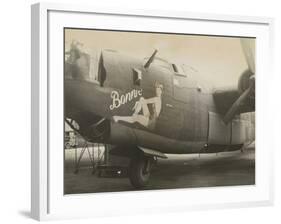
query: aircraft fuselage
[{"left": 65, "top": 50, "right": 255, "bottom": 155}]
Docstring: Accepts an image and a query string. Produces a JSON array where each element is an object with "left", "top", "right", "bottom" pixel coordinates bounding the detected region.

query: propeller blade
[
  {"left": 223, "top": 88, "right": 251, "bottom": 124},
  {"left": 240, "top": 38, "right": 255, "bottom": 74},
  {"left": 223, "top": 76, "right": 254, "bottom": 124}
]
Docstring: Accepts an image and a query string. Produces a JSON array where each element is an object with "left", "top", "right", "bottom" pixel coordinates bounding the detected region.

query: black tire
[{"left": 129, "top": 155, "right": 152, "bottom": 189}]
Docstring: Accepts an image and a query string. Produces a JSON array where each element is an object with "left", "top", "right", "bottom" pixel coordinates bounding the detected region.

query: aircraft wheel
[{"left": 129, "top": 155, "right": 153, "bottom": 189}]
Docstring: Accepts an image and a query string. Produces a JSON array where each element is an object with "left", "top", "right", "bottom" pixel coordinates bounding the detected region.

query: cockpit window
[
  {"left": 97, "top": 54, "right": 107, "bottom": 87},
  {"left": 172, "top": 64, "right": 178, "bottom": 73},
  {"left": 133, "top": 68, "right": 142, "bottom": 86},
  {"left": 172, "top": 63, "right": 186, "bottom": 77},
  {"left": 143, "top": 57, "right": 172, "bottom": 70}
]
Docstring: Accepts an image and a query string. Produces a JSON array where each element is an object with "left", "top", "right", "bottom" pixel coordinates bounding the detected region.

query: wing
[{"left": 213, "top": 86, "right": 255, "bottom": 115}]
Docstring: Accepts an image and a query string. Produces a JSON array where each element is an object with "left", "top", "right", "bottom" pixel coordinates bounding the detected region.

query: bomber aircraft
[{"left": 64, "top": 38, "right": 255, "bottom": 188}]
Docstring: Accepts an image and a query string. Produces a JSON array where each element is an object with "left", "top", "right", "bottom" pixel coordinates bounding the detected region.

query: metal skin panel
[
  {"left": 65, "top": 79, "right": 114, "bottom": 120},
  {"left": 237, "top": 113, "right": 255, "bottom": 143},
  {"left": 102, "top": 50, "right": 142, "bottom": 92},
  {"left": 208, "top": 112, "right": 231, "bottom": 145},
  {"left": 155, "top": 103, "right": 185, "bottom": 140},
  {"left": 207, "top": 112, "right": 255, "bottom": 146},
  {"left": 173, "top": 73, "right": 213, "bottom": 142},
  {"left": 230, "top": 114, "right": 255, "bottom": 145},
  {"left": 108, "top": 122, "right": 206, "bottom": 154},
  {"left": 231, "top": 116, "right": 246, "bottom": 145},
  {"left": 193, "top": 93, "right": 210, "bottom": 142}
]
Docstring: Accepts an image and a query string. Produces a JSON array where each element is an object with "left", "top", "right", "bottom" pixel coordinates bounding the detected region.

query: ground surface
[{"left": 64, "top": 146, "right": 255, "bottom": 194}]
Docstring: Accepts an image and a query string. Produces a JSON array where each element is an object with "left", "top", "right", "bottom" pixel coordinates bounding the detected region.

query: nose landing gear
[{"left": 129, "top": 154, "right": 156, "bottom": 189}]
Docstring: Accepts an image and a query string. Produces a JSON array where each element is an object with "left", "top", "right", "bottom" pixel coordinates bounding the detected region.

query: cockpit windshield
[{"left": 143, "top": 56, "right": 173, "bottom": 71}]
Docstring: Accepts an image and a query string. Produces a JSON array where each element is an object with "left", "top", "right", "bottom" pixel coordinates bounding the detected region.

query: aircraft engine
[
  {"left": 237, "top": 69, "right": 255, "bottom": 100},
  {"left": 221, "top": 37, "right": 256, "bottom": 124},
  {"left": 238, "top": 38, "right": 255, "bottom": 99},
  {"left": 238, "top": 69, "right": 253, "bottom": 94}
]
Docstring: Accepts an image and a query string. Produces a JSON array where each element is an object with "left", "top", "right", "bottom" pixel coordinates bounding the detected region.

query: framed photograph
[{"left": 31, "top": 2, "right": 274, "bottom": 221}]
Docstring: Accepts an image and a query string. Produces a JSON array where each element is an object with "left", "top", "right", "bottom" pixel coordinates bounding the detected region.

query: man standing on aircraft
[{"left": 113, "top": 82, "right": 163, "bottom": 130}]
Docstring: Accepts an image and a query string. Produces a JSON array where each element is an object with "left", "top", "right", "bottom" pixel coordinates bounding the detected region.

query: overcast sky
[{"left": 65, "top": 29, "right": 255, "bottom": 88}]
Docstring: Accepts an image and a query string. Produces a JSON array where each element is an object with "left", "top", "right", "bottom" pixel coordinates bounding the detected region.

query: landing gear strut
[{"left": 129, "top": 154, "right": 155, "bottom": 189}]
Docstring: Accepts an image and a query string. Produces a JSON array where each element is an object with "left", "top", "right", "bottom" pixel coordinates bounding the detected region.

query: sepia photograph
[{"left": 64, "top": 28, "right": 255, "bottom": 194}]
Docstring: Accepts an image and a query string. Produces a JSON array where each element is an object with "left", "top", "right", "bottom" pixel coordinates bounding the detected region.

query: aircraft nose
[{"left": 65, "top": 79, "right": 113, "bottom": 119}]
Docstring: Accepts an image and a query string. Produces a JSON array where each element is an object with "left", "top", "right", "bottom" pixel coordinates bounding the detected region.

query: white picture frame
[{"left": 31, "top": 2, "right": 274, "bottom": 221}]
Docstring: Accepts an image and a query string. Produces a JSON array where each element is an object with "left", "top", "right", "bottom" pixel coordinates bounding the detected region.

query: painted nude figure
[{"left": 113, "top": 82, "right": 163, "bottom": 130}]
